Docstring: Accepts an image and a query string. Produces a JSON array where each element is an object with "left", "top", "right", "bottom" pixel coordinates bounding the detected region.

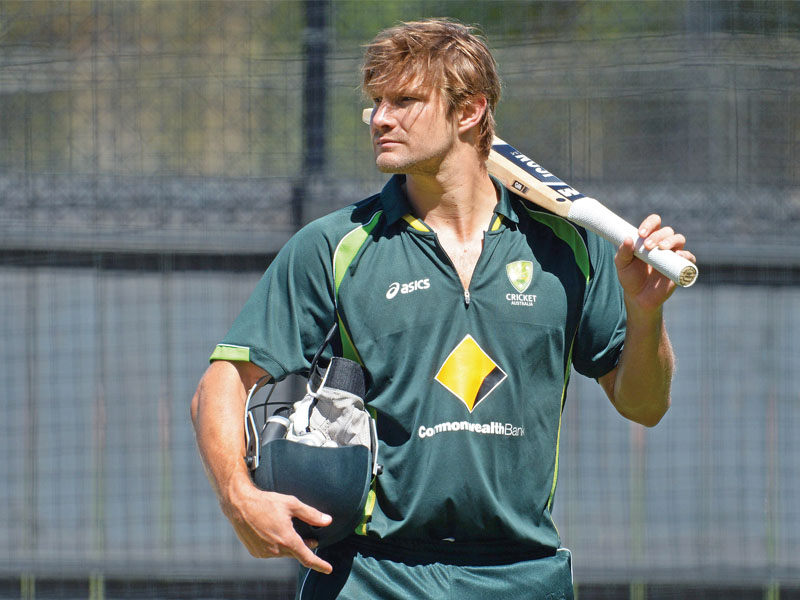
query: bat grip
[{"left": 566, "top": 197, "right": 698, "bottom": 287}]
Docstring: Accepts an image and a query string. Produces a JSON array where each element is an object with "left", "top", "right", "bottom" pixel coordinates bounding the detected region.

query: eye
[{"left": 372, "top": 97, "right": 382, "bottom": 105}]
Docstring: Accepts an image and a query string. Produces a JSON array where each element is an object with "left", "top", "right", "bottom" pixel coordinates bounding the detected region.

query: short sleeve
[
  {"left": 209, "top": 222, "right": 337, "bottom": 381},
  {"left": 571, "top": 233, "right": 627, "bottom": 379}
]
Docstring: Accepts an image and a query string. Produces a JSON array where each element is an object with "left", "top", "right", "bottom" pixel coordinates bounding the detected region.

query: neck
[{"left": 404, "top": 154, "right": 498, "bottom": 240}]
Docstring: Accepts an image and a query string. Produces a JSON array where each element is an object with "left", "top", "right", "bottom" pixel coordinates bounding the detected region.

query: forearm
[
  {"left": 602, "top": 211, "right": 693, "bottom": 427},
  {"left": 191, "top": 360, "right": 262, "bottom": 511},
  {"left": 190, "top": 360, "right": 333, "bottom": 571},
  {"left": 610, "top": 303, "right": 674, "bottom": 427}
]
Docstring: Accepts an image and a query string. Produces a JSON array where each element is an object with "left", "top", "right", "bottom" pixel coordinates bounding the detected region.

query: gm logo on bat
[
  {"left": 512, "top": 180, "right": 529, "bottom": 194},
  {"left": 513, "top": 178, "right": 572, "bottom": 203}
]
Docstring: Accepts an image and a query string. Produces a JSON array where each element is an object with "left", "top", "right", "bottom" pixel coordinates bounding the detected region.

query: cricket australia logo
[
  {"left": 506, "top": 260, "right": 533, "bottom": 292},
  {"left": 505, "top": 260, "right": 537, "bottom": 306}
]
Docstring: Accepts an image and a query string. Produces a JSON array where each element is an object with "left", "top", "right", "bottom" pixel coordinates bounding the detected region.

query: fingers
[
  {"left": 637, "top": 214, "right": 686, "bottom": 251},
  {"left": 291, "top": 498, "right": 333, "bottom": 529},
  {"left": 643, "top": 228, "right": 685, "bottom": 251},
  {"left": 290, "top": 535, "right": 333, "bottom": 574},
  {"left": 637, "top": 214, "right": 662, "bottom": 238},
  {"left": 677, "top": 249, "right": 697, "bottom": 264},
  {"left": 253, "top": 522, "right": 333, "bottom": 574},
  {"left": 615, "top": 215, "right": 695, "bottom": 308},
  {"left": 287, "top": 498, "right": 334, "bottom": 572},
  {"left": 231, "top": 488, "right": 334, "bottom": 574},
  {"left": 614, "top": 236, "right": 636, "bottom": 268},
  {"left": 304, "top": 537, "right": 320, "bottom": 551}
]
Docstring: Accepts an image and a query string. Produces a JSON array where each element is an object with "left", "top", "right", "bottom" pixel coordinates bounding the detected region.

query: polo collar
[
  {"left": 379, "top": 174, "right": 521, "bottom": 228},
  {"left": 379, "top": 175, "right": 415, "bottom": 226},
  {"left": 490, "top": 176, "right": 520, "bottom": 224}
]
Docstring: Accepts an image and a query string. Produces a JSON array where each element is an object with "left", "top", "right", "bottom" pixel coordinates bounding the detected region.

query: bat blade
[
  {"left": 361, "top": 108, "right": 697, "bottom": 287},
  {"left": 488, "top": 138, "right": 581, "bottom": 219}
]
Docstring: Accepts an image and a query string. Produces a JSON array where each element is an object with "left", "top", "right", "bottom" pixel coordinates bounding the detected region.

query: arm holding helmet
[
  {"left": 191, "top": 205, "right": 365, "bottom": 574},
  {"left": 191, "top": 359, "right": 334, "bottom": 574}
]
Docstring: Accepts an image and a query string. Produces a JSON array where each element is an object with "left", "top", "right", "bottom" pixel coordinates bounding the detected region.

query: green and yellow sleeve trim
[{"left": 209, "top": 344, "right": 251, "bottom": 362}]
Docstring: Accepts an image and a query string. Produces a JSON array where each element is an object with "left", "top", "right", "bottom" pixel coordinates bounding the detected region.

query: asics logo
[{"left": 386, "top": 278, "right": 430, "bottom": 299}]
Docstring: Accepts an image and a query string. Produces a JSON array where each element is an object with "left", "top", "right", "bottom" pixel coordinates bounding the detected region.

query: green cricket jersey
[{"left": 211, "top": 174, "right": 626, "bottom": 552}]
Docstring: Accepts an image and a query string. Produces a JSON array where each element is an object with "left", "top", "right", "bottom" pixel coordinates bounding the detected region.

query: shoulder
[
  {"left": 510, "top": 193, "right": 617, "bottom": 280},
  {"left": 280, "top": 193, "right": 385, "bottom": 258},
  {"left": 295, "top": 194, "right": 384, "bottom": 243}
]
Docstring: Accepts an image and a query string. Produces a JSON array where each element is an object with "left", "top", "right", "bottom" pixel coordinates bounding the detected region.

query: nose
[{"left": 370, "top": 102, "right": 393, "bottom": 129}]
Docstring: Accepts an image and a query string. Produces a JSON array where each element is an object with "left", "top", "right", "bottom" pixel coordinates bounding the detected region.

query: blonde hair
[{"left": 362, "top": 18, "right": 501, "bottom": 159}]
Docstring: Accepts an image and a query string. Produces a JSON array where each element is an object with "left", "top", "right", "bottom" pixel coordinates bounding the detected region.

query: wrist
[
  {"left": 624, "top": 295, "right": 664, "bottom": 328},
  {"left": 219, "top": 468, "right": 257, "bottom": 519}
]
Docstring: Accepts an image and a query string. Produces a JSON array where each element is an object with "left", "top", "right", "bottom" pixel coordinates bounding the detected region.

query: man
[{"left": 191, "top": 18, "right": 694, "bottom": 599}]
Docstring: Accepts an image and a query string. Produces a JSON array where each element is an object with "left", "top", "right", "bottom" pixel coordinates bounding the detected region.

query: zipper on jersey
[{"left": 429, "top": 229, "right": 496, "bottom": 309}]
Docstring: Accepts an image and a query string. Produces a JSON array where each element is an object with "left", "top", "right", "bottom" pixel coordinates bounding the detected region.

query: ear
[{"left": 457, "top": 95, "right": 488, "bottom": 135}]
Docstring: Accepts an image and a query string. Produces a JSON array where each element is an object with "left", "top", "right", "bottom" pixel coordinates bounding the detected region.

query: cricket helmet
[{"left": 244, "top": 350, "right": 380, "bottom": 548}]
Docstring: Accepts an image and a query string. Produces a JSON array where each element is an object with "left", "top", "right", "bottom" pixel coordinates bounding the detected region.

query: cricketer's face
[{"left": 368, "top": 81, "right": 457, "bottom": 176}]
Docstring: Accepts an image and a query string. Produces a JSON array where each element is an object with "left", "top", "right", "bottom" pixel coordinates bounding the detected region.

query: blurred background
[{"left": 1, "top": 1, "right": 799, "bottom": 598}]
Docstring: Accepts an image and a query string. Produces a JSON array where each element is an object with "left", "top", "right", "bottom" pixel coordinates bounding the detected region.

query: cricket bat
[{"left": 361, "top": 108, "right": 698, "bottom": 287}]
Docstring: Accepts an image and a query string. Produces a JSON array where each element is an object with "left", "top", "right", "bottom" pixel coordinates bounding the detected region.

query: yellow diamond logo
[{"left": 435, "top": 334, "right": 507, "bottom": 412}]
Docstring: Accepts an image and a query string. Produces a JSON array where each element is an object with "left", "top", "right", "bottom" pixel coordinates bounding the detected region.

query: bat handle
[{"left": 566, "top": 197, "right": 698, "bottom": 287}]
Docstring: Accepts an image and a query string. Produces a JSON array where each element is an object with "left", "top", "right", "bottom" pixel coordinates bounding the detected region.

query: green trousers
[{"left": 296, "top": 537, "right": 573, "bottom": 600}]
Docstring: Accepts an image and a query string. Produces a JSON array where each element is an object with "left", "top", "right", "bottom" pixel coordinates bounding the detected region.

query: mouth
[{"left": 375, "top": 136, "right": 402, "bottom": 148}]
